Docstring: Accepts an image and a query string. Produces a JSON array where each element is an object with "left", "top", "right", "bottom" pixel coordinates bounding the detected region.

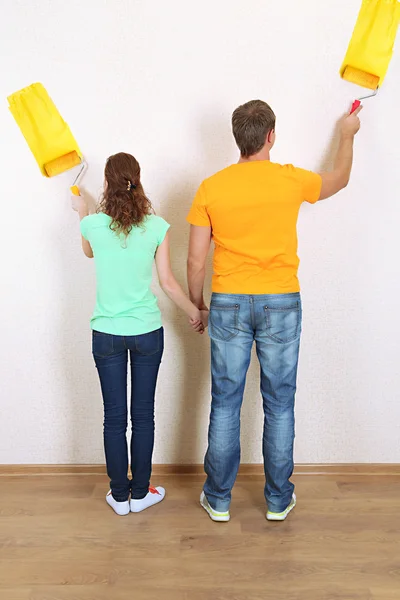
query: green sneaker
[
  {"left": 266, "top": 493, "right": 296, "bottom": 521},
  {"left": 200, "top": 491, "right": 230, "bottom": 522}
]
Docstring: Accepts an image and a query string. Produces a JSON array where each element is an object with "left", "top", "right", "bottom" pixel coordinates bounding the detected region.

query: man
[{"left": 187, "top": 99, "right": 362, "bottom": 522}]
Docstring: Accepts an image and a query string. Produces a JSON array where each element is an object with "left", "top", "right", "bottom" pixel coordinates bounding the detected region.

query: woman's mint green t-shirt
[{"left": 80, "top": 213, "right": 170, "bottom": 336}]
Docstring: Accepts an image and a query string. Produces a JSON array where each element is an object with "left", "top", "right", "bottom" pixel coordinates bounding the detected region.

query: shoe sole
[
  {"left": 106, "top": 495, "right": 130, "bottom": 516},
  {"left": 130, "top": 495, "right": 164, "bottom": 513},
  {"left": 200, "top": 492, "right": 230, "bottom": 522},
  {"left": 130, "top": 487, "right": 166, "bottom": 513},
  {"left": 266, "top": 494, "right": 296, "bottom": 521}
]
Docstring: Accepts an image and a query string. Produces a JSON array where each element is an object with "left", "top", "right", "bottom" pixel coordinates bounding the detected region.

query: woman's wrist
[
  {"left": 78, "top": 207, "right": 89, "bottom": 220},
  {"left": 190, "top": 307, "right": 201, "bottom": 321}
]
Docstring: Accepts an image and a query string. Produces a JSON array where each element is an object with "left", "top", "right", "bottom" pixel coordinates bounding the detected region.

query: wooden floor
[{"left": 0, "top": 473, "right": 399, "bottom": 600}]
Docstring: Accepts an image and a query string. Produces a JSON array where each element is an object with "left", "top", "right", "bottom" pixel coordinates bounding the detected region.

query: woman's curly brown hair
[{"left": 98, "top": 152, "right": 153, "bottom": 237}]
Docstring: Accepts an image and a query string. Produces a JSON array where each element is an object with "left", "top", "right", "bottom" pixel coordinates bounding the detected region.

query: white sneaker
[
  {"left": 200, "top": 491, "right": 230, "bottom": 522},
  {"left": 130, "top": 486, "right": 166, "bottom": 513},
  {"left": 106, "top": 490, "right": 130, "bottom": 516},
  {"left": 266, "top": 493, "right": 296, "bottom": 521}
]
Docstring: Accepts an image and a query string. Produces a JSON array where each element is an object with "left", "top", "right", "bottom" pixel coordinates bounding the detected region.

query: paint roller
[
  {"left": 340, "top": 0, "right": 400, "bottom": 113},
  {"left": 8, "top": 82, "right": 87, "bottom": 195},
  {"left": 44, "top": 151, "right": 87, "bottom": 196}
]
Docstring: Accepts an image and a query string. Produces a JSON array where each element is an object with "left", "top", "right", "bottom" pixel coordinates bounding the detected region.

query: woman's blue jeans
[{"left": 92, "top": 328, "right": 164, "bottom": 502}]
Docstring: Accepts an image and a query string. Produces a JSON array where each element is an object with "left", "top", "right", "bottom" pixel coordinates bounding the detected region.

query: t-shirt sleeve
[
  {"left": 80, "top": 216, "right": 90, "bottom": 240},
  {"left": 156, "top": 217, "right": 170, "bottom": 246},
  {"left": 293, "top": 167, "right": 322, "bottom": 204},
  {"left": 186, "top": 182, "right": 211, "bottom": 227}
]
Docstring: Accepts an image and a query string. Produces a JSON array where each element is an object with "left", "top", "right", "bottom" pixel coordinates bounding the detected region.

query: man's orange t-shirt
[{"left": 187, "top": 161, "right": 322, "bottom": 294}]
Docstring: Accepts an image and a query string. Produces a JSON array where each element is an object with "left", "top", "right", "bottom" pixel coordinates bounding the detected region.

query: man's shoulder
[
  {"left": 202, "top": 164, "right": 239, "bottom": 187},
  {"left": 198, "top": 162, "right": 310, "bottom": 196},
  {"left": 203, "top": 162, "right": 297, "bottom": 180}
]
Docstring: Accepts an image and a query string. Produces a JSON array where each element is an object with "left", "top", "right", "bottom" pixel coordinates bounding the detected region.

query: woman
[{"left": 73, "top": 152, "right": 206, "bottom": 516}]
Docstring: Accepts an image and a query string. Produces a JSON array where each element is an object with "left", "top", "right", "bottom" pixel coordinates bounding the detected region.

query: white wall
[{"left": 1, "top": 0, "right": 399, "bottom": 465}]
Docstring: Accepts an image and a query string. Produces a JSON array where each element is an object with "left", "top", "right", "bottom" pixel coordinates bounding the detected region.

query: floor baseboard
[{"left": 0, "top": 463, "right": 399, "bottom": 477}]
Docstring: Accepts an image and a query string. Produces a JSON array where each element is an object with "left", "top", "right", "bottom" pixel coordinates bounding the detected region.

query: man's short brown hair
[{"left": 232, "top": 100, "right": 276, "bottom": 158}]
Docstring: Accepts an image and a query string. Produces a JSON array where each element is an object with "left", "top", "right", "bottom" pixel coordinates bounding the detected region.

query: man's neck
[{"left": 238, "top": 148, "right": 271, "bottom": 163}]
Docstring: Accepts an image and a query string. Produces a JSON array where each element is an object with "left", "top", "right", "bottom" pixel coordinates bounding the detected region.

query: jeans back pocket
[
  {"left": 92, "top": 331, "right": 115, "bottom": 358},
  {"left": 135, "top": 328, "right": 163, "bottom": 356},
  {"left": 209, "top": 303, "right": 239, "bottom": 342},
  {"left": 264, "top": 303, "right": 301, "bottom": 344}
]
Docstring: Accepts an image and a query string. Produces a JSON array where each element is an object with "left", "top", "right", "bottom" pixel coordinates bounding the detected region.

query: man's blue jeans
[{"left": 204, "top": 293, "right": 301, "bottom": 513}]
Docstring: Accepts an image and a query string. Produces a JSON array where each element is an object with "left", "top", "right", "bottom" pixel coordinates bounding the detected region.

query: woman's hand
[
  {"left": 190, "top": 308, "right": 203, "bottom": 334},
  {"left": 155, "top": 234, "right": 209, "bottom": 328},
  {"left": 190, "top": 319, "right": 204, "bottom": 333},
  {"left": 189, "top": 308, "right": 209, "bottom": 334},
  {"left": 71, "top": 193, "right": 89, "bottom": 219}
]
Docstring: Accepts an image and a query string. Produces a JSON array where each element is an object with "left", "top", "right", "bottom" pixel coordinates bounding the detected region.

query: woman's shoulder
[
  {"left": 82, "top": 212, "right": 109, "bottom": 225},
  {"left": 146, "top": 214, "right": 169, "bottom": 226},
  {"left": 143, "top": 214, "right": 170, "bottom": 244},
  {"left": 80, "top": 212, "right": 110, "bottom": 237},
  {"left": 84, "top": 212, "right": 110, "bottom": 227},
  {"left": 144, "top": 214, "right": 170, "bottom": 231}
]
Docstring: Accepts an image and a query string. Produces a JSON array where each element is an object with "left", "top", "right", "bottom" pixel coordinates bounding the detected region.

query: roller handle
[
  {"left": 350, "top": 99, "right": 361, "bottom": 114},
  {"left": 71, "top": 185, "right": 80, "bottom": 196}
]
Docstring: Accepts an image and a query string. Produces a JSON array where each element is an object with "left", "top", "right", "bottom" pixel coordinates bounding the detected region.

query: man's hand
[
  {"left": 340, "top": 105, "right": 362, "bottom": 139},
  {"left": 318, "top": 105, "right": 362, "bottom": 200},
  {"left": 200, "top": 309, "right": 209, "bottom": 330}
]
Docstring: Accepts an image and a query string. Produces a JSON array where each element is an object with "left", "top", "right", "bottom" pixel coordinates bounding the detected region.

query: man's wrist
[
  {"left": 340, "top": 132, "right": 355, "bottom": 142},
  {"left": 189, "top": 294, "right": 207, "bottom": 310},
  {"left": 194, "top": 303, "right": 208, "bottom": 311},
  {"left": 194, "top": 300, "right": 208, "bottom": 310}
]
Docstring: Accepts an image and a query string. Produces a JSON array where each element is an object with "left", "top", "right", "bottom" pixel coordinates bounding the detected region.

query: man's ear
[{"left": 267, "top": 129, "right": 275, "bottom": 144}]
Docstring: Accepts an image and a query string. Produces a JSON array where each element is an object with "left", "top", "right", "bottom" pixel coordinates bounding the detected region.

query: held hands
[
  {"left": 190, "top": 308, "right": 209, "bottom": 335},
  {"left": 341, "top": 105, "right": 362, "bottom": 139}
]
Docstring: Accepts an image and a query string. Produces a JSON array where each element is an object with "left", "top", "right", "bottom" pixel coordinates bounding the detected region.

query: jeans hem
[
  {"left": 131, "top": 491, "right": 148, "bottom": 500},
  {"left": 112, "top": 494, "right": 130, "bottom": 502},
  {"left": 204, "top": 491, "right": 231, "bottom": 512},
  {"left": 266, "top": 495, "right": 294, "bottom": 514}
]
